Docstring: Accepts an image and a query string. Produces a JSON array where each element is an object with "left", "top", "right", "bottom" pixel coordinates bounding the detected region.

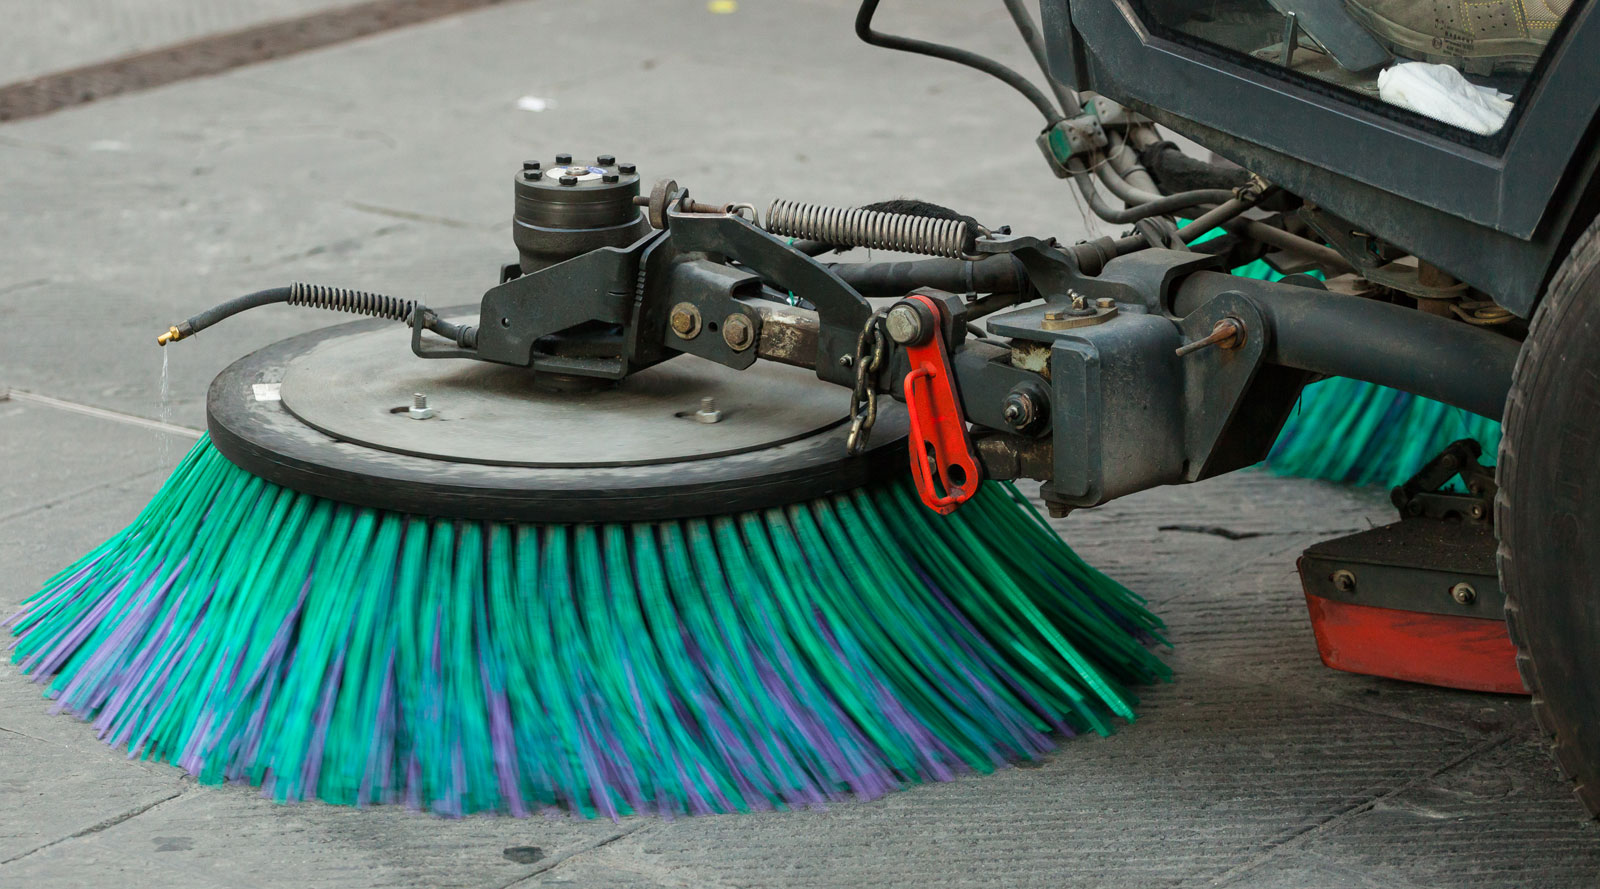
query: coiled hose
[{"left": 157, "top": 283, "right": 476, "bottom": 348}]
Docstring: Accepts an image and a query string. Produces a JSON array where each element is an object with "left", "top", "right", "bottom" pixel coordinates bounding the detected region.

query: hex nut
[
  {"left": 669, "top": 302, "right": 702, "bottom": 339},
  {"left": 694, "top": 396, "right": 723, "bottom": 424},
  {"left": 722, "top": 313, "right": 755, "bottom": 351},
  {"left": 1450, "top": 582, "right": 1477, "bottom": 605},
  {"left": 1001, "top": 391, "right": 1037, "bottom": 431}
]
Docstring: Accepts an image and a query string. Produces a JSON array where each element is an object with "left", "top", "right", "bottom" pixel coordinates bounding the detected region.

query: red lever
[{"left": 900, "top": 294, "right": 981, "bottom": 514}]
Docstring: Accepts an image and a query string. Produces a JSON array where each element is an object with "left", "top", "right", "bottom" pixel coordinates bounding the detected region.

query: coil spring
[
  {"left": 764, "top": 199, "right": 972, "bottom": 259},
  {"left": 287, "top": 283, "right": 417, "bottom": 323}
]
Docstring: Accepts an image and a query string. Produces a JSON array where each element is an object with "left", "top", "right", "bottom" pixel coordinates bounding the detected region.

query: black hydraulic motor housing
[{"left": 512, "top": 154, "right": 652, "bottom": 274}]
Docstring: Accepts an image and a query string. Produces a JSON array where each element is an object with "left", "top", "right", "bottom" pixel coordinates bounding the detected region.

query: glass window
[{"left": 1134, "top": 0, "right": 1576, "bottom": 137}]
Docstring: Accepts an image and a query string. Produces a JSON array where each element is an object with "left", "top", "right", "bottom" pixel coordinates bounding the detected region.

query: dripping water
[{"left": 158, "top": 347, "right": 174, "bottom": 467}]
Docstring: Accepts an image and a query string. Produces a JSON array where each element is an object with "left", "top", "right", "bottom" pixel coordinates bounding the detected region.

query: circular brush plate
[{"left": 207, "top": 312, "right": 907, "bottom": 521}]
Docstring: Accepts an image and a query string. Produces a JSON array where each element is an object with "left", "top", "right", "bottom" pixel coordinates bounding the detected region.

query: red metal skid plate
[{"left": 1303, "top": 593, "right": 1527, "bottom": 694}]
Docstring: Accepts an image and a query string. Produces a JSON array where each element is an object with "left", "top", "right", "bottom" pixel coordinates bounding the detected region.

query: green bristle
[
  {"left": 1221, "top": 252, "right": 1504, "bottom": 487},
  {"left": 10, "top": 435, "right": 1170, "bottom": 817}
]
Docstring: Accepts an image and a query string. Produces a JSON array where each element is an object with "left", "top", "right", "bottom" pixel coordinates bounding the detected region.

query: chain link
[{"left": 846, "top": 308, "right": 890, "bottom": 455}]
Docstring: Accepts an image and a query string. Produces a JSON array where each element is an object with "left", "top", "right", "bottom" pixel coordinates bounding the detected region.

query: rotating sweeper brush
[{"left": 8, "top": 154, "right": 1172, "bottom": 817}]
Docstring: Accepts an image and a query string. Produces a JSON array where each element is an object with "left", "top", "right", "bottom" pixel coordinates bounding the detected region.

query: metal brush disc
[{"left": 206, "top": 312, "right": 907, "bottom": 521}]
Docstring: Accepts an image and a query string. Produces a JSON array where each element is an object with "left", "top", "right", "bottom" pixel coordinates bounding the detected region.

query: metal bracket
[
  {"left": 662, "top": 210, "right": 872, "bottom": 388},
  {"left": 1175, "top": 291, "right": 1269, "bottom": 481},
  {"left": 1391, "top": 438, "right": 1498, "bottom": 524}
]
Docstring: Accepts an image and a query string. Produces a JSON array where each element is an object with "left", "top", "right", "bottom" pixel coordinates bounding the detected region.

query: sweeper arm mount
[
  {"left": 156, "top": 152, "right": 1521, "bottom": 519},
  {"left": 383, "top": 164, "right": 1521, "bottom": 518}
]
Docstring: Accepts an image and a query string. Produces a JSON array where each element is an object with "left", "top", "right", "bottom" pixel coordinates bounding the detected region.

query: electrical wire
[{"left": 854, "top": 0, "right": 1065, "bottom": 125}]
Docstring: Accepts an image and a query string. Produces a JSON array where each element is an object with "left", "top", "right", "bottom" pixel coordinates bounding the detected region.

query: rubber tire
[{"left": 1498, "top": 214, "right": 1600, "bottom": 819}]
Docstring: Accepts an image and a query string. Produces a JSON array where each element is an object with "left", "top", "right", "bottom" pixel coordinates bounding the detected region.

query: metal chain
[{"left": 846, "top": 308, "right": 890, "bottom": 455}]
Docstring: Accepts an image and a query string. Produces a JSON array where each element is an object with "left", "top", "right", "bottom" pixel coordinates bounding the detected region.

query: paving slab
[
  {"left": 0, "top": 0, "right": 370, "bottom": 84},
  {"left": 1, "top": 1, "right": 1596, "bottom": 887}
]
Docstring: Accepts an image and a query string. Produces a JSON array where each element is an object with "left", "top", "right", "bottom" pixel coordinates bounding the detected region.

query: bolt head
[
  {"left": 522, "top": 160, "right": 541, "bottom": 171},
  {"left": 618, "top": 162, "right": 637, "bottom": 175},
  {"left": 722, "top": 313, "right": 755, "bottom": 351},
  {"left": 559, "top": 175, "right": 578, "bottom": 186},
  {"left": 1095, "top": 297, "right": 1116, "bottom": 309},
  {"left": 555, "top": 153, "right": 572, "bottom": 165},
  {"left": 668, "top": 302, "right": 701, "bottom": 339},
  {"left": 1450, "top": 582, "right": 1477, "bottom": 605},
  {"left": 838, "top": 355, "right": 854, "bottom": 368},
  {"left": 884, "top": 303, "right": 925, "bottom": 345},
  {"left": 597, "top": 154, "right": 616, "bottom": 165},
  {"left": 1043, "top": 309, "right": 1068, "bottom": 321},
  {"left": 602, "top": 172, "right": 619, "bottom": 183},
  {"left": 1332, "top": 569, "right": 1357, "bottom": 593},
  {"left": 523, "top": 169, "right": 542, "bottom": 181}
]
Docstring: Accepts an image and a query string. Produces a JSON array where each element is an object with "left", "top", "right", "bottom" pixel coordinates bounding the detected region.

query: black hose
[
  {"left": 825, "top": 256, "right": 1021, "bottom": 296},
  {"left": 159, "top": 282, "right": 475, "bottom": 347},
  {"left": 180, "top": 286, "right": 292, "bottom": 337},
  {"left": 999, "top": 0, "right": 1078, "bottom": 117},
  {"left": 855, "top": 0, "right": 1065, "bottom": 125},
  {"left": 1067, "top": 159, "right": 1235, "bottom": 224}
]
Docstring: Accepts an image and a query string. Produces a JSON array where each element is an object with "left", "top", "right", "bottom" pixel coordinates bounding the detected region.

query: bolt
[
  {"left": 1044, "top": 309, "right": 1068, "bottom": 321},
  {"left": 522, "top": 160, "right": 540, "bottom": 171},
  {"left": 838, "top": 355, "right": 854, "bottom": 368},
  {"left": 408, "top": 393, "right": 434, "bottom": 420},
  {"left": 597, "top": 154, "right": 616, "bottom": 165},
  {"left": 1451, "top": 582, "right": 1477, "bottom": 605},
  {"left": 1470, "top": 503, "right": 1486, "bottom": 519},
  {"left": 1070, "top": 290, "right": 1087, "bottom": 310},
  {"left": 1175, "top": 317, "right": 1246, "bottom": 357},
  {"left": 618, "top": 162, "right": 637, "bottom": 175},
  {"left": 1332, "top": 569, "right": 1356, "bottom": 593},
  {"left": 1002, "top": 391, "right": 1036, "bottom": 430},
  {"left": 555, "top": 152, "right": 572, "bottom": 165},
  {"left": 722, "top": 313, "right": 755, "bottom": 351},
  {"left": 669, "top": 302, "right": 701, "bottom": 339},
  {"left": 559, "top": 175, "right": 578, "bottom": 186},
  {"left": 523, "top": 169, "right": 542, "bottom": 181},
  {"left": 1095, "top": 297, "right": 1116, "bottom": 309},
  {"left": 694, "top": 396, "right": 723, "bottom": 424},
  {"left": 884, "top": 303, "right": 926, "bottom": 345},
  {"left": 602, "top": 172, "right": 619, "bottom": 183}
]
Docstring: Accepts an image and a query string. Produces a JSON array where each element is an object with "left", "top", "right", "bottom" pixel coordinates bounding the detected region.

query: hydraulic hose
[
  {"left": 855, "top": 0, "right": 1065, "bottom": 125},
  {"left": 999, "top": 0, "right": 1078, "bottom": 119},
  {"left": 1066, "top": 158, "right": 1235, "bottom": 224},
  {"left": 156, "top": 283, "right": 476, "bottom": 348},
  {"left": 825, "top": 256, "right": 1023, "bottom": 296}
]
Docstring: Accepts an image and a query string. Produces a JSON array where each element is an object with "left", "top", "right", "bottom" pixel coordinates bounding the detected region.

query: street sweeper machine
[{"left": 12, "top": 0, "right": 1600, "bottom": 821}]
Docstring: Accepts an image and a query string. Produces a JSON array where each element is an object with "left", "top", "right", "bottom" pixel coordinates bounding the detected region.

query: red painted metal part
[
  {"left": 1303, "top": 593, "right": 1527, "bottom": 694},
  {"left": 901, "top": 294, "right": 981, "bottom": 514}
]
